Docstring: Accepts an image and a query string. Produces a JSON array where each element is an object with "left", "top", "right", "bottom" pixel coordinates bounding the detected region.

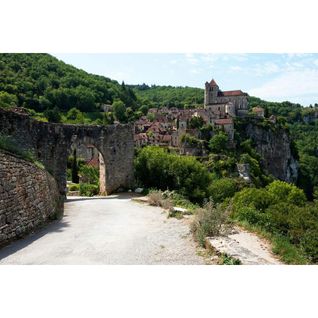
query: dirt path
[{"left": 0, "top": 194, "right": 205, "bottom": 265}]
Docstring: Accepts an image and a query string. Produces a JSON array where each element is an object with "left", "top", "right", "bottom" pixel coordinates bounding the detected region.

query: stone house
[{"left": 213, "top": 118, "right": 234, "bottom": 140}]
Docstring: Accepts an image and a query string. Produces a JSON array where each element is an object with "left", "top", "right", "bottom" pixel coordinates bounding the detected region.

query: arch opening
[{"left": 66, "top": 141, "right": 106, "bottom": 197}]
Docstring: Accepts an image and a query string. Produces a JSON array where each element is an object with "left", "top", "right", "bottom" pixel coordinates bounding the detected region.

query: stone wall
[
  {"left": 0, "top": 108, "right": 135, "bottom": 196},
  {"left": 0, "top": 151, "right": 63, "bottom": 247}
]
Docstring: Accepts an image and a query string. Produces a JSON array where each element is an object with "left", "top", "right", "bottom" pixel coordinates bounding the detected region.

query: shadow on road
[{"left": 0, "top": 219, "right": 70, "bottom": 262}]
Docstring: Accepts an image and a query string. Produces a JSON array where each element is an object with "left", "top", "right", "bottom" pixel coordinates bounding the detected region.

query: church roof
[
  {"left": 218, "top": 90, "right": 247, "bottom": 97},
  {"left": 214, "top": 118, "right": 233, "bottom": 125},
  {"left": 210, "top": 79, "right": 218, "bottom": 86}
]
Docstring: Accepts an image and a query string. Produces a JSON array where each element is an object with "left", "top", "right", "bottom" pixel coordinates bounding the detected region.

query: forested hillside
[
  {"left": 0, "top": 53, "right": 139, "bottom": 112},
  {"left": 130, "top": 84, "right": 204, "bottom": 109}
]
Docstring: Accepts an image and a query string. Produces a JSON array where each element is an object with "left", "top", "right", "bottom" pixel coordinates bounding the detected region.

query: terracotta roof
[
  {"left": 162, "top": 135, "right": 172, "bottom": 142},
  {"left": 218, "top": 90, "right": 247, "bottom": 97},
  {"left": 210, "top": 79, "right": 218, "bottom": 87},
  {"left": 86, "top": 157, "right": 99, "bottom": 167},
  {"left": 214, "top": 118, "right": 233, "bottom": 125}
]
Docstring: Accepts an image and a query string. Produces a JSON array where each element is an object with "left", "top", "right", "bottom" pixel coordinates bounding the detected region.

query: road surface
[{"left": 0, "top": 194, "right": 205, "bottom": 265}]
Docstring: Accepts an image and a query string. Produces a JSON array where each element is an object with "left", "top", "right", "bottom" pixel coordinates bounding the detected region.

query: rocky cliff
[{"left": 244, "top": 122, "right": 298, "bottom": 183}]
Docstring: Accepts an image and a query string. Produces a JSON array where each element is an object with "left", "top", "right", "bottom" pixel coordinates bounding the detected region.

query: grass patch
[
  {"left": 0, "top": 134, "right": 45, "bottom": 169},
  {"left": 235, "top": 220, "right": 308, "bottom": 264},
  {"left": 219, "top": 253, "right": 241, "bottom": 265}
]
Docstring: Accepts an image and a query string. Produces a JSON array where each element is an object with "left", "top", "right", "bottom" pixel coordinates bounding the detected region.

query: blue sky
[{"left": 53, "top": 53, "right": 318, "bottom": 106}]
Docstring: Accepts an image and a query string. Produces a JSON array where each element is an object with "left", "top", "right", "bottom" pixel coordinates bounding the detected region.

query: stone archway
[
  {"left": 68, "top": 138, "right": 107, "bottom": 195},
  {"left": 0, "top": 109, "right": 135, "bottom": 198}
]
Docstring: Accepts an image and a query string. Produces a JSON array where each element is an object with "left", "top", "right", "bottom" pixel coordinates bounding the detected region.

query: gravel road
[{"left": 0, "top": 194, "right": 205, "bottom": 265}]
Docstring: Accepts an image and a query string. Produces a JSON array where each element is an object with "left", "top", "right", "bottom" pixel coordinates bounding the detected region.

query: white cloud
[
  {"left": 229, "top": 65, "right": 243, "bottom": 72},
  {"left": 190, "top": 68, "right": 201, "bottom": 74},
  {"left": 249, "top": 69, "right": 318, "bottom": 102},
  {"left": 252, "top": 62, "right": 280, "bottom": 76},
  {"left": 184, "top": 53, "right": 199, "bottom": 65},
  {"left": 314, "top": 59, "right": 318, "bottom": 67}
]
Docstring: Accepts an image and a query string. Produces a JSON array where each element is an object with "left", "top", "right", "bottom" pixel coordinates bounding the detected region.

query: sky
[{"left": 53, "top": 53, "right": 318, "bottom": 106}]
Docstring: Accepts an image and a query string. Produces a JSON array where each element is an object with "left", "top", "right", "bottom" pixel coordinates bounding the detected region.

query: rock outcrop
[{"left": 244, "top": 122, "right": 298, "bottom": 183}]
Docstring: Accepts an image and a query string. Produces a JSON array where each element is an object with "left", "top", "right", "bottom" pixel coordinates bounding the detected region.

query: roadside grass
[
  {"left": 148, "top": 190, "right": 173, "bottom": 211},
  {"left": 219, "top": 253, "right": 241, "bottom": 265},
  {"left": 235, "top": 220, "right": 309, "bottom": 264},
  {"left": 191, "top": 201, "right": 231, "bottom": 247}
]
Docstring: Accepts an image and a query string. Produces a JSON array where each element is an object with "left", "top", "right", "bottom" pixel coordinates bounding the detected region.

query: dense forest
[{"left": 129, "top": 84, "right": 204, "bottom": 109}]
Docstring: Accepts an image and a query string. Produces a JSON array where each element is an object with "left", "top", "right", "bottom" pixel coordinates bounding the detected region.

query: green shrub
[
  {"left": 79, "top": 183, "right": 99, "bottom": 196},
  {"left": 266, "top": 180, "right": 306, "bottom": 206},
  {"left": 219, "top": 253, "right": 241, "bottom": 265},
  {"left": 232, "top": 187, "right": 273, "bottom": 213},
  {"left": 232, "top": 181, "right": 318, "bottom": 263},
  {"left": 79, "top": 164, "right": 99, "bottom": 184},
  {"left": 69, "top": 184, "right": 79, "bottom": 191},
  {"left": 208, "top": 178, "right": 237, "bottom": 203},
  {"left": 134, "top": 146, "right": 211, "bottom": 202}
]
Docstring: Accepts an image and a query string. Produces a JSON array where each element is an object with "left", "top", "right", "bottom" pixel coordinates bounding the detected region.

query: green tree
[
  {"left": 208, "top": 178, "right": 237, "bottom": 203},
  {"left": 71, "top": 149, "right": 79, "bottom": 183},
  {"left": 266, "top": 180, "right": 306, "bottom": 206},
  {"left": 112, "top": 100, "right": 127, "bottom": 122},
  {"left": 0, "top": 91, "right": 18, "bottom": 108},
  {"left": 44, "top": 106, "right": 61, "bottom": 123},
  {"left": 209, "top": 132, "right": 228, "bottom": 153},
  {"left": 134, "top": 146, "right": 211, "bottom": 202},
  {"left": 189, "top": 116, "right": 204, "bottom": 129}
]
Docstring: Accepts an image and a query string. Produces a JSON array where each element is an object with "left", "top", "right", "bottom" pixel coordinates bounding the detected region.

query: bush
[
  {"left": 69, "top": 184, "right": 79, "bottom": 191},
  {"left": 135, "top": 146, "right": 211, "bottom": 202},
  {"left": 266, "top": 180, "right": 306, "bottom": 206},
  {"left": 232, "top": 187, "right": 273, "bottom": 213},
  {"left": 231, "top": 181, "right": 318, "bottom": 263},
  {"left": 79, "top": 164, "right": 99, "bottom": 184},
  {"left": 191, "top": 201, "right": 231, "bottom": 247},
  {"left": 148, "top": 190, "right": 164, "bottom": 206},
  {"left": 79, "top": 183, "right": 99, "bottom": 196},
  {"left": 208, "top": 178, "right": 237, "bottom": 203}
]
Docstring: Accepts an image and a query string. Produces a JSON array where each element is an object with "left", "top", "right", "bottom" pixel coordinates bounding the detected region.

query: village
[{"left": 134, "top": 79, "right": 265, "bottom": 154}]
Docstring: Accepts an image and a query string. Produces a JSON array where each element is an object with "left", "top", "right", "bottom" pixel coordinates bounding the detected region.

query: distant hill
[
  {"left": 130, "top": 84, "right": 204, "bottom": 109},
  {"left": 0, "top": 53, "right": 138, "bottom": 112}
]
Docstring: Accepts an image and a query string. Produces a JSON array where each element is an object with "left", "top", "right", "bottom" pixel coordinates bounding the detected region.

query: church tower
[{"left": 204, "top": 79, "right": 219, "bottom": 106}]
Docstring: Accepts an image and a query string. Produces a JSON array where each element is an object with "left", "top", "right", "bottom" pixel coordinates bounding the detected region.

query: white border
[{"left": 1, "top": 0, "right": 317, "bottom": 317}]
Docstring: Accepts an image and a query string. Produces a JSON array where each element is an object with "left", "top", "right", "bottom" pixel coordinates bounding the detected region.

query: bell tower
[{"left": 205, "top": 79, "right": 219, "bottom": 107}]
